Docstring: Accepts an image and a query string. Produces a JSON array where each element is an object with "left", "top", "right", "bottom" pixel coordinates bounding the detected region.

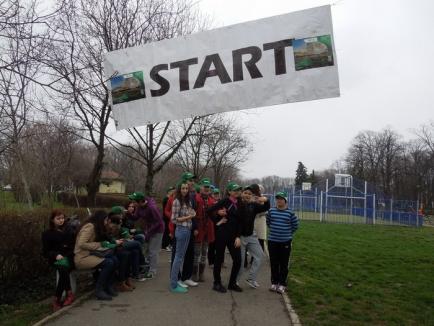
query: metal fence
[{"left": 267, "top": 175, "right": 423, "bottom": 227}]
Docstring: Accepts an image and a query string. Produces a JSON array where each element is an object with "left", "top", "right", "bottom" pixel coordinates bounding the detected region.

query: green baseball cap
[
  {"left": 181, "top": 172, "right": 196, "bottom": 181},
  {"left": 275, "top": 192, "right": 288, "bottom": 202},
  {"left": 166, "top": 186, "right": 175, "bottom": 192},
  {"left": 213, "top": 188, "right": 220, "bottom": 194},
  {"left": 227, "top": 182, "right": 242, "bottom": 192},
  {"left": 199, "top": 178, "right": 212, "bottom": 187},
  {"left": 128, "top": 191, "right": 145, "bottom": 201},
  {"left": 111, "top": 206, "right": 124, "bottom": 215}
]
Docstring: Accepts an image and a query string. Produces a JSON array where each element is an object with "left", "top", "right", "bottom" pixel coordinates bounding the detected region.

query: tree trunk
[
  {"left": 87, "top": 146, "right": 104, "bottom": 207},
  {"left": 145, "top": 169, "right": 154, "bottom": 196},
  {"left": 17, "top": 152, "right": 33, "bottom": 209}
]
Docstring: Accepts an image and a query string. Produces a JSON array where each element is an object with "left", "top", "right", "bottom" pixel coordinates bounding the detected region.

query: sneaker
[
  {"left": 269, "top": 284, "right": 278, "bottom": 292},
  {"left": 133, "top": 275, "right": 147, "bottom": 282},
  {"left": 142, "top": 272, "right": 154, "bottom": 279},
  {"left": 177, "top": 280, "right": 188, "bottom": 288},
  {"left": 62, "top": 291, "right": 75, "bottom": 306},
  {"left": 245, "top": 279, "right": 259, "bottom": 289},
  {"left": 183, "top": 279, "right": 198, "bottom": 287},
  {"left": 228, "top": 284, "right": 243, "bottom": 292},
  {"left": 212, "top": 283, "right": 227, "bottom": 293},
  {"left": 277, "top": 285, "right": 286, "bottom": 294},
  {"left": 171, "top": 285, "right": 188, "bottom": 293},
  {"left": 165, "top": 246, "right": 172, "bottom": 252}
]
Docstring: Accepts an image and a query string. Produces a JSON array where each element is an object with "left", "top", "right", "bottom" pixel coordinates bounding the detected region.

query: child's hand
[{"left": 56, "top": 254, "right": 64, "bottom": 260}]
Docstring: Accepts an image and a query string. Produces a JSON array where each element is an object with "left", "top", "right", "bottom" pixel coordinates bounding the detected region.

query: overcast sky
[{"left": 197, "top": 0, "right": 434, "bottom": 179}]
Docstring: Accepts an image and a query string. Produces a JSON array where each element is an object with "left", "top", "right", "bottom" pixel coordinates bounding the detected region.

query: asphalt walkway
[{"left": 46, "top": 250, "right": 293, "bottom": 326}]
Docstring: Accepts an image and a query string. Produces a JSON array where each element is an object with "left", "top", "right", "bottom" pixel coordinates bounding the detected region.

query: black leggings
[
  {"left": 56, "top": 266, "right": 72, "bottom": 300},
  {"left": 213, "top": 230, "right": 241, "bottom": 286},
  {"left": 268, "top": 240, "right": 292, "bottom": 286}
]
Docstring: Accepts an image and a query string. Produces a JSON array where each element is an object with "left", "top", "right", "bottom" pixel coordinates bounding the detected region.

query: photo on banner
[{"left": 111, "top": 71, "right": 146, "bottom": 104}]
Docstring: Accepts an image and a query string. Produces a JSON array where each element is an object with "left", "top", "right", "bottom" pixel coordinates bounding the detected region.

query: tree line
[
  {"left": 0, "top": 0, "right": 252, "bottom": 208},
  {"left": 292, "top": 126, "right": 434, "bottom": 209}
]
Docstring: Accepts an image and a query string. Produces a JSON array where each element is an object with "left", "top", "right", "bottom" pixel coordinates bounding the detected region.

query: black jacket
[
  {"left": 207, "top": 197, "right": 242, "bottom": 238},
  {"left": 41, "top": 228, "right": 75, "bottom": 264},
  {"left": 238, "top": 200, "right": 270, "bottom": 237}
]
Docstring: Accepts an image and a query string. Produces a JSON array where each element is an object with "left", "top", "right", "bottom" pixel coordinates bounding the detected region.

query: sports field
[{"left": 288, "top": 221, "right": 434, "bottom": 325}]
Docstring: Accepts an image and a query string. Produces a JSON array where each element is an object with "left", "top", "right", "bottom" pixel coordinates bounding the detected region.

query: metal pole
[
  {"left": 300, "top": 190, "right": 303, "bottom": 219},
  {"left": 320, "top": 191, "right": 323, "bottom": 222},
  {"left": 364, "top": 181, "right": 367, "bottom": 224},
  {"left": 373, "top": 193, "right": 376, "bottom": 225},
  {"left": 315, "top": 187, "right": 318, "bottom": 213},
  {"left": 390, "top": 198, "right": 393, "bottom": 225},
  {"left": 325, "top": 179, "right": 329, "bottom": 222},
  {"left": 350, "top": 176, "right": 353, "bottom": 217}
]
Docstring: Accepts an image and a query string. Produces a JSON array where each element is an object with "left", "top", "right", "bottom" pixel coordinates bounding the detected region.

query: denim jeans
[
  {"left": 122, "top": 239, "right": 144, "bottom": 277},
  {"left": 170, "top": 226, "right": 191, "bottom": 289},
  {"left": 147, "top": 232, "right": 163, "bottom": 275},
  {"left": 238, "top": 233, "right": 264, "bottom": 282}
]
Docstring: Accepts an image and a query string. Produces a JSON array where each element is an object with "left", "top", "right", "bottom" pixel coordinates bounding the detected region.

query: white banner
[{"left": 104, "top": 5, "right": 339, "bottom": 130}]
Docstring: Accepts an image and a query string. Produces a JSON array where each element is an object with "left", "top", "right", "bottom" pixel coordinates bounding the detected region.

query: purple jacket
[{"left": 134, "top": 197, "right": 164, "bottom": 239}]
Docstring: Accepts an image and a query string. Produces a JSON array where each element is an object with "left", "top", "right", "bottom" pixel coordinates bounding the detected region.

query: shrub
[
  {"left": 57, "top": 192, "right": 130, "bottom": 208},
  {"left": 0, "top": 207, "right": 89, "bottom": 304}
]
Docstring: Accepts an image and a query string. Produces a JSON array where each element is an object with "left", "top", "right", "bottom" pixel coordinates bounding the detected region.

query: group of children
[{"left": 41, "top": 171, "right": 299, "bottom": 310}]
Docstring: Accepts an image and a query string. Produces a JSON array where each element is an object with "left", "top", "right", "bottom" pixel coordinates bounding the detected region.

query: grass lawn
[
  {"left": 0, "top": 303, "right": 51, "bottom": 326},
  {"left": 288, "top": 221, "right": 434, "bottom": 325},
  {"left": 0, "top": 191, "right": 65, "bottom": 211}
]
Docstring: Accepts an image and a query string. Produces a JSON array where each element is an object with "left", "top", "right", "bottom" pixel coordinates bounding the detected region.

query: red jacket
[
  {"left": 194, "top": 193, "right": 215, "bottom": 243},
  {"left": 164, "top": 195, "right": 176, "bottom": 238}
]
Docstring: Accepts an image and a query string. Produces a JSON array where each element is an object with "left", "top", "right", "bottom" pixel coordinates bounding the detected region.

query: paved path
[{"left": 47, "top": 251, "right": 292, "bottom": 326}]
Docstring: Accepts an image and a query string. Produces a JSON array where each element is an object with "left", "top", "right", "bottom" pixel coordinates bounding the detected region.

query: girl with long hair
[
  {"left": 169, "top": 182, "right": 196, "bottom": 293},
  {"left": 42, "top": 209, "right": 76, "bottom": 311},
  {"left": 74, "top": 210, "right": 120, "bottom": 300}
]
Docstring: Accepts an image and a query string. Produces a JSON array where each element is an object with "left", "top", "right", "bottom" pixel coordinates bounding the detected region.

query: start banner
[{"left": 104, "top": 5, "right": 340, "bottom": 130}]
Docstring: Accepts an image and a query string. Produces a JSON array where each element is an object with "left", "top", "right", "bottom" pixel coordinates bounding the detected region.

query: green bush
[
  {"left": 0, "top": 207, "right": 89, "bottom": 304},
  {"left": 58, "top": 192, "right": 130, "bottom": 208}
]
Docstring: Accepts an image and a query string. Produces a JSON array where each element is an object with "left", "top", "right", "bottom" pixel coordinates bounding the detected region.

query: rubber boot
[{"left": 198, "top": 263, "right": 206, "bottom": 282}]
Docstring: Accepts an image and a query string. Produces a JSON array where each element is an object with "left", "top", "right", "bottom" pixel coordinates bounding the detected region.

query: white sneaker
[
  {"left": 277, "top": 285, "right": 286, "bottom": 294},
  {"left": 183, "top": 279, "right": 198, "bottom": 287},
  {"left": 269, "top": 284, "right": 278, "bottom": 292},
  {"left": 177, "top": 280, "right": 188, "bottom": 288},
  {"left": 245, "top": 279, "right": 259, "bottom": 288}
]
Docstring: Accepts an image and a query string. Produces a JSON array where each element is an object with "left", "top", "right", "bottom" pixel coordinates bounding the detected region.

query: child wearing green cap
[
  {"left": 206, "top": 182, "right": 243, "bottom": 293},
  {"left": 266, "top": 192, "right": 299, "bottom": 294}
]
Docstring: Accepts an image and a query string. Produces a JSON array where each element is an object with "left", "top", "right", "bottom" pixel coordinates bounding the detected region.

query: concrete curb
[
  {"left": 32, "top": 291, "right": 93, "bottom": 326},
  {"left": 263, "top": 246, "right": 302, "bottom": 326},
  {"left": 282, "top": 291, "right": 302, "bottom": 326}
]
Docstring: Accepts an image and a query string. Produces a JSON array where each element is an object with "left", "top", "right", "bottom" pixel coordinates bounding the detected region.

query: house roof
[{"left": 101, "top": 170, "right": 125, "bottom": 181}]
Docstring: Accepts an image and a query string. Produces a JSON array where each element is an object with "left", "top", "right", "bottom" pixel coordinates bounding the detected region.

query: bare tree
[
  {"left": 0, "top": 1, "right": 48, "bottom": 207},
  {"left": 44, "top": 0, "right": 208, "bottom": 204},
  {"left": 206, "top": 115, "right": 252, "bottom": 188},
  {"left": 21, "top": 118, "right": 78, "bottom": 205},
  {"left": 108, "top": 117, "right": 199, "bottom": 194},
  {"left": 168, "top": 114, "right": 252, "bottom": 188},
  {"left": 170, "top": 115, "right": 217, "bottom": 179}
]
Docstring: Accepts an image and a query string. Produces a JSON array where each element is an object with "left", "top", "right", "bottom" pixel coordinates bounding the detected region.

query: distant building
[{"left": 99, "top": 170, "right": 126, "bottom": 194}]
